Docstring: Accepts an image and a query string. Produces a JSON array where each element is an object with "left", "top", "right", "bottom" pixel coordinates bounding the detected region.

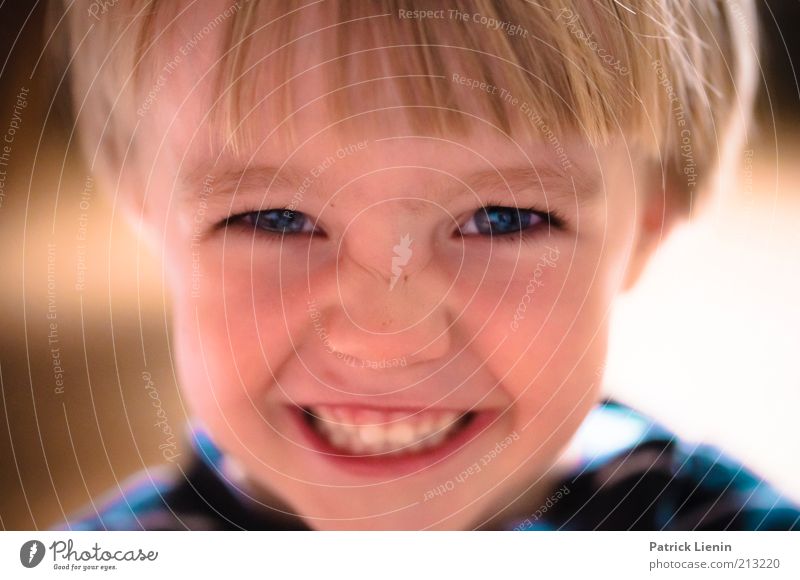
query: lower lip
[{"left": 287, "top": 406, "right": 500, "bottom": 478}]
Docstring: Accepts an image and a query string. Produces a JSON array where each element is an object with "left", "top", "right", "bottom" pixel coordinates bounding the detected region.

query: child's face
[{"left": 137, "top": 4, "right": 654, "bottom": 530}]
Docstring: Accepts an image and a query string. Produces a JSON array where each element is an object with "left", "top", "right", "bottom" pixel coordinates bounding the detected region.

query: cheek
[
  {"left": 458, "top": 233, "right": 627, "bottom": 404},
  {"left": 172, "top": 241, "right": 317, "bottom": 397},
  {"left": 455, "top": 244, "right": 613, "bottom": 473}
]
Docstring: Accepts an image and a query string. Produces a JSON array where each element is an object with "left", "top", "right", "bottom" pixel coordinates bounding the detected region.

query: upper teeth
[{"left": 308, "top": 405, "right": 464, "bottom": 456}]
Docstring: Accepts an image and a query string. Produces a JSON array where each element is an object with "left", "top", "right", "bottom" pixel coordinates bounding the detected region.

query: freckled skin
[{"left": 129, "top": 2, "right": 670, "bottom": 530}]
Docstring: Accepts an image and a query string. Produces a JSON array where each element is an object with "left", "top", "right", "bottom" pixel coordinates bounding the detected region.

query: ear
[
  {"left": 621, "top": 164, "right": 687, "bottom": 291},
  {"left": 94, "top": 161, "right": 164, "bottom": 256}
]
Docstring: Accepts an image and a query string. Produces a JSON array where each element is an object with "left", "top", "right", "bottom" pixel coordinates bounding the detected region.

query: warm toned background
[{"left": 1, "top": 2, "right": 798, "bottom": 530}]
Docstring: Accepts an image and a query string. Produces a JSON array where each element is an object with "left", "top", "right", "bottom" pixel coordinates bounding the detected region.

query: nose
[{"left": 309, "top": 226, "right": 455, "bottom": 366}]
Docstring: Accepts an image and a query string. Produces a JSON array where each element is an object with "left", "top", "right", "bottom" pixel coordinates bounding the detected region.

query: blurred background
[{"left": 1, "top": 2, "right": 798, "bottom": 529}]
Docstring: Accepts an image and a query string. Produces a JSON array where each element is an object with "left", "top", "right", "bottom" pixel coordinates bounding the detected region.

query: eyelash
[
  {"left": 219, "top": 210, "right": 321, "bottom": 239},
  {"left": 473, "top": 200, "right": 566, "bottom": 241},
  {"left": 219, "top": 204, "right": 567, "bottom": 241}
]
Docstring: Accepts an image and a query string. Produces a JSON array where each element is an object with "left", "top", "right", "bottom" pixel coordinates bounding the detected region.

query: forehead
[
  {"left": 142, "top": 2, "right": 626, "bottom": 198},
  {"left": 149, "top": 6, "right": 567, "bottom": 133}
]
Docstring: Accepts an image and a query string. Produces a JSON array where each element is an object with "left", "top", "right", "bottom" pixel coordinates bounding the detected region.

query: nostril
[
  {"left": 326, "top": 349, "right": 412, "bottom": 371},
  {"left": 309, "top": 293, "right": 454, "bottom": 366}
]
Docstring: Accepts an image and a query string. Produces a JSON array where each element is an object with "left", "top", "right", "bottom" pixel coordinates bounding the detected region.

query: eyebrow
[
  {"left": 181, "top": 157, "right": 599, "bottom": 212},
  {"left": 181, "top": 163, "right": 308, "bottom": 208},
  {"left": 460, "top": 164, "right": 598, "bottom": 206}
]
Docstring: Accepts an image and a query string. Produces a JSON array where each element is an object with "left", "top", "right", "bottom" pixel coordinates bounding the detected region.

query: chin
[{"left": 298, "top": 497, "right": 479, "bottom": 531}]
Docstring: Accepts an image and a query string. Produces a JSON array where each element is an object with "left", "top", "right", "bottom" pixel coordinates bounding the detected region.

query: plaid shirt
[{"left": 65, "top": 400, "right": 800, "bottom": 531}]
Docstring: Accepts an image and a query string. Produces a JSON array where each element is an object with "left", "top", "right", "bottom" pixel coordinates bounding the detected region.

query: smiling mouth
[{"left": 301, "top": 405, "right": 476, "bottom": 456}]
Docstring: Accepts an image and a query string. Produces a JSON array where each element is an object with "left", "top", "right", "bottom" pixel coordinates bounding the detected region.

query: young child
[{"left": 57, "top": 0, "right": 799, "bottom": 530}]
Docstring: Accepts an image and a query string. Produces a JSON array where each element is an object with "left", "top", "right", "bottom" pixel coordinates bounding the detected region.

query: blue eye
[
  {"left": 461, "top": 206, "right": 550, "bottom": 236},
  {"left": 237, "top": 209, "right": 315, "bottom": 235}
]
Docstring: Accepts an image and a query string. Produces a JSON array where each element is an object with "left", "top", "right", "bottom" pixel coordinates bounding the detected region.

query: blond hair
[{"left": 52, "top": 0, "right": 758, "bottom": 207}]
